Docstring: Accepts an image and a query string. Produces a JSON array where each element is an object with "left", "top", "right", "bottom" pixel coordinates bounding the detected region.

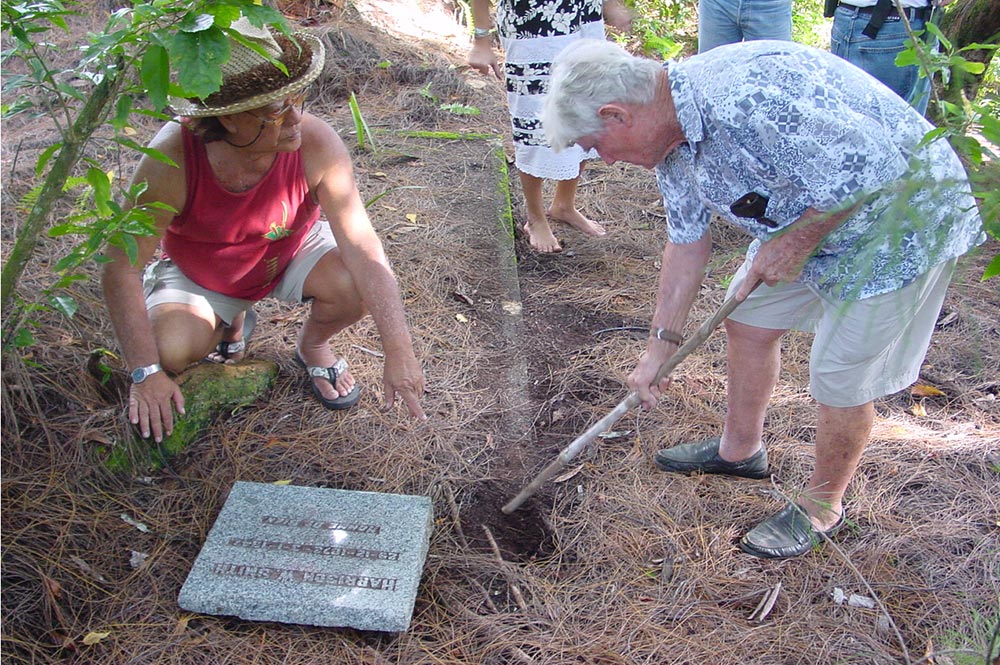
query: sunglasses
[{"left": 248, "top": 89, "right": 309, "bottom": 126}]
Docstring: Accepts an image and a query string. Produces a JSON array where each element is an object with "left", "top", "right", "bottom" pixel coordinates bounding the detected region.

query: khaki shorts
[
  {"left": 143, "top": 221, "right": 337, "bottom": 326},
  {"left": 725, "top": 258, "right": 957, "bottom": 408}
]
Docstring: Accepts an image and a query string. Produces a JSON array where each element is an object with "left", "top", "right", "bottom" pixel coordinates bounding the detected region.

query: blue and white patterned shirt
[{"left": 656, "top": 40, "right": 984, "bottom": 300}]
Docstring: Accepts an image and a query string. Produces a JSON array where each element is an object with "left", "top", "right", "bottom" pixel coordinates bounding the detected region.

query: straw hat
[{"left": 169, "top": 17, "right": 325, "bottom": 118}]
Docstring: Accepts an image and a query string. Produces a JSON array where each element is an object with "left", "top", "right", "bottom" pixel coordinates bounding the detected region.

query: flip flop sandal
[
  {"left": 293, "top": 352, "right": 362, "bottom": 410},
  {"left": 209, "top": 310, "right": 257, "bottom": 363}
]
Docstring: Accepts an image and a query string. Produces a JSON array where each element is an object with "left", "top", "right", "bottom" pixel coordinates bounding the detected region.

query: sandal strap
[
  {"left": 216, "top": 339, "right": 246, "bottom": 357},
  {"left": 306, "top": 358, "right": 349, "bottom": 382}
]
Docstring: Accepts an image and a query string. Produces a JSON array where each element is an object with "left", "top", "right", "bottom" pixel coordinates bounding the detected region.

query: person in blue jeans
[
  {"left": 829, "top": 0, "right": 947, "bottom": 113},
  {"left": 698, "top": 0, "right": 792, "bottom": 53}
]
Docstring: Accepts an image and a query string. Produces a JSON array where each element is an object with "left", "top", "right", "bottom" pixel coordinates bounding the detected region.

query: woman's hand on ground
[{"left": 128, "top": 373, "right": 185, "bottom": 442}]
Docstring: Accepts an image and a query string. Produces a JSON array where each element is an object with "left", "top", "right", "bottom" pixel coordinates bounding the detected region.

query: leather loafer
[
  {"left": 739, "top": 503, "right": 846, "bottom": 559},
  {"left": 654, "top": 437, "right": 770, "bottom": 479}
]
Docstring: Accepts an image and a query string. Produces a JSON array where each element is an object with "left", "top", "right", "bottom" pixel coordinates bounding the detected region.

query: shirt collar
[{"left": 665, "top": 61, "right": 704, "bottom": 145}]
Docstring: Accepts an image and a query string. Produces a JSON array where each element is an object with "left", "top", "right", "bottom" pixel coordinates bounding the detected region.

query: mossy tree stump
[{"left": 105, "top": 360, "right": 278, "bottom": 471}]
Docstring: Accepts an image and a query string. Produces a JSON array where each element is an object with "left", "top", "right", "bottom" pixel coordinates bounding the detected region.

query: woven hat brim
[{"left": 169, "top": 32, "right": 324, "bottom": 118}]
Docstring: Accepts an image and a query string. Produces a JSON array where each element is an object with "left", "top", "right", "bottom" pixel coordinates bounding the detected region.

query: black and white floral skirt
[{"left": 498, "top": 0, "right": 604, "bottom": 180}]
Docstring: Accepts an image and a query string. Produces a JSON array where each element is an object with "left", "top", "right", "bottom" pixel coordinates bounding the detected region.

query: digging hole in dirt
[{"left": 458, "top": 481, "right": 557, "bottom": 563}]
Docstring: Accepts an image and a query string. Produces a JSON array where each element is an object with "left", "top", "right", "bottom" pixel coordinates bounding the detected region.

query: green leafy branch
[
  {"left": 0, "top": 0, "right": 291, "bottom": 350},
  {"left": 895, "top": 17, "right": 999, "bottom": 279}
]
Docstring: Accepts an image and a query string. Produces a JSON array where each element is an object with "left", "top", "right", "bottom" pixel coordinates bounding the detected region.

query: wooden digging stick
[{"left": 502, "top": 280, "right": 762, "bottom": 514}]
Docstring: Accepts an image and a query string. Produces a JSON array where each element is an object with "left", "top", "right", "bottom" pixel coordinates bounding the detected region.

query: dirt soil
[{"left": 2, "top": 2, "right": 999, "bottom": 664}]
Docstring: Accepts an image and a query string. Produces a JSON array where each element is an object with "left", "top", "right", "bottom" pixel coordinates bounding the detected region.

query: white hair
[{"left": 541, "top": 39, "right": 663, "bottom": 152}]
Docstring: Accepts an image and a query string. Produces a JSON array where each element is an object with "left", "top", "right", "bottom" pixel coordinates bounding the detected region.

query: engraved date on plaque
[
  {"left": 227, "top": 537, "right": 401, "bottom": 561},
  {"left": 260, "top": 515, "right": 382, "bottom": 535}
]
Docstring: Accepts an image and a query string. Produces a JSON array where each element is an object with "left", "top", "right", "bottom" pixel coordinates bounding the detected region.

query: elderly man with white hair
[{"left": 541, "top": 39, "right": 983, "bottom": 558}]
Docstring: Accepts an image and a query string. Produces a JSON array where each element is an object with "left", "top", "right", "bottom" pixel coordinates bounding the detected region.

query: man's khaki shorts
[
  {"left": 143, "top": 221, "right": 337, "bottom": 326},
  {"left": 725, "top": 258, "right": 957, "bottom": 408}
]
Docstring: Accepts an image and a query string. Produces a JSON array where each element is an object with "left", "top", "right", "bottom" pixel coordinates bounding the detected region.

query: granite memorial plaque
[{"left": 178, "top": 481, "right": 434, "bottom": 632}]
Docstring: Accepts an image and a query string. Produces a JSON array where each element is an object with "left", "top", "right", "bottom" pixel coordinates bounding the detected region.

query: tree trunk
[
  {"left": 0, "top": 60, "right": 122, "bottom": 317},
  {"left": 934, "top": 0, "right": 1000, "bottom": 108}
]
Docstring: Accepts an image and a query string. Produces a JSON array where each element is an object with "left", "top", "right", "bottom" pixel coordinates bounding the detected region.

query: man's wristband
[
  {"left": 473, "top": 27, "right": 495, "bottom": 39},
  {"left": 649, "top": 327, "right": 683, "bottom": 345}
]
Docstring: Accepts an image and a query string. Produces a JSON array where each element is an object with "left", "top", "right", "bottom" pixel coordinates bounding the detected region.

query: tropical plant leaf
[
  {"left": 140, "top": 43, "right": 169, "bottom": 110},
  {"left": 169, "top": 27, "right": 228, "bottom": 99}
]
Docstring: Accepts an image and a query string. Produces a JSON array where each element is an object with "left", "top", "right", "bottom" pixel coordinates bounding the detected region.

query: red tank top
[{"left": 162, "top": 127, "right": 320, "bottom": 300}]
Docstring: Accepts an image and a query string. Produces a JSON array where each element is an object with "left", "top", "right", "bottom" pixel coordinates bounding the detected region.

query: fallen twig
[
  {"left": 481, "top": 524, "right": 529, "bottom": 613},
  {"left": 443, "top": 482, "right": 469, "bottom": 550},
  {"left": 351, "top": 344, "right": 384, "bottom": 358},
  {"left": 507, "top": 646, "right": 535, "bottom": 664},
  {"left": 748, "top": 582, "right": 782, "bottom": 622}
]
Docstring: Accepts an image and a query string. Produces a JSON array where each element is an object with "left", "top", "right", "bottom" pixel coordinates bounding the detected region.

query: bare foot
[
  {"left": 547, "top": 205, "right": 607, "bottom": 237},
  {"left": 523, "top": 214, "right": 562, "bottom": 253},
  {"left": 295, "top": 340, "right": 356, "bottom": 401}
]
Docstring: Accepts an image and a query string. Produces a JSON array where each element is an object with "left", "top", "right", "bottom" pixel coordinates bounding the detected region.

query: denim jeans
[
  {"left": 698, "top": 0, "right": 792, "bottom": 53},
  {"left": 831, "top": 5, "right": 935, "bottom": 114}
]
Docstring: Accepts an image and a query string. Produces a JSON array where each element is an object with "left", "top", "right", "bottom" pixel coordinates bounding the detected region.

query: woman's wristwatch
[{"left": 131, "top": 363, "right": 163, "bottom": 384}]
